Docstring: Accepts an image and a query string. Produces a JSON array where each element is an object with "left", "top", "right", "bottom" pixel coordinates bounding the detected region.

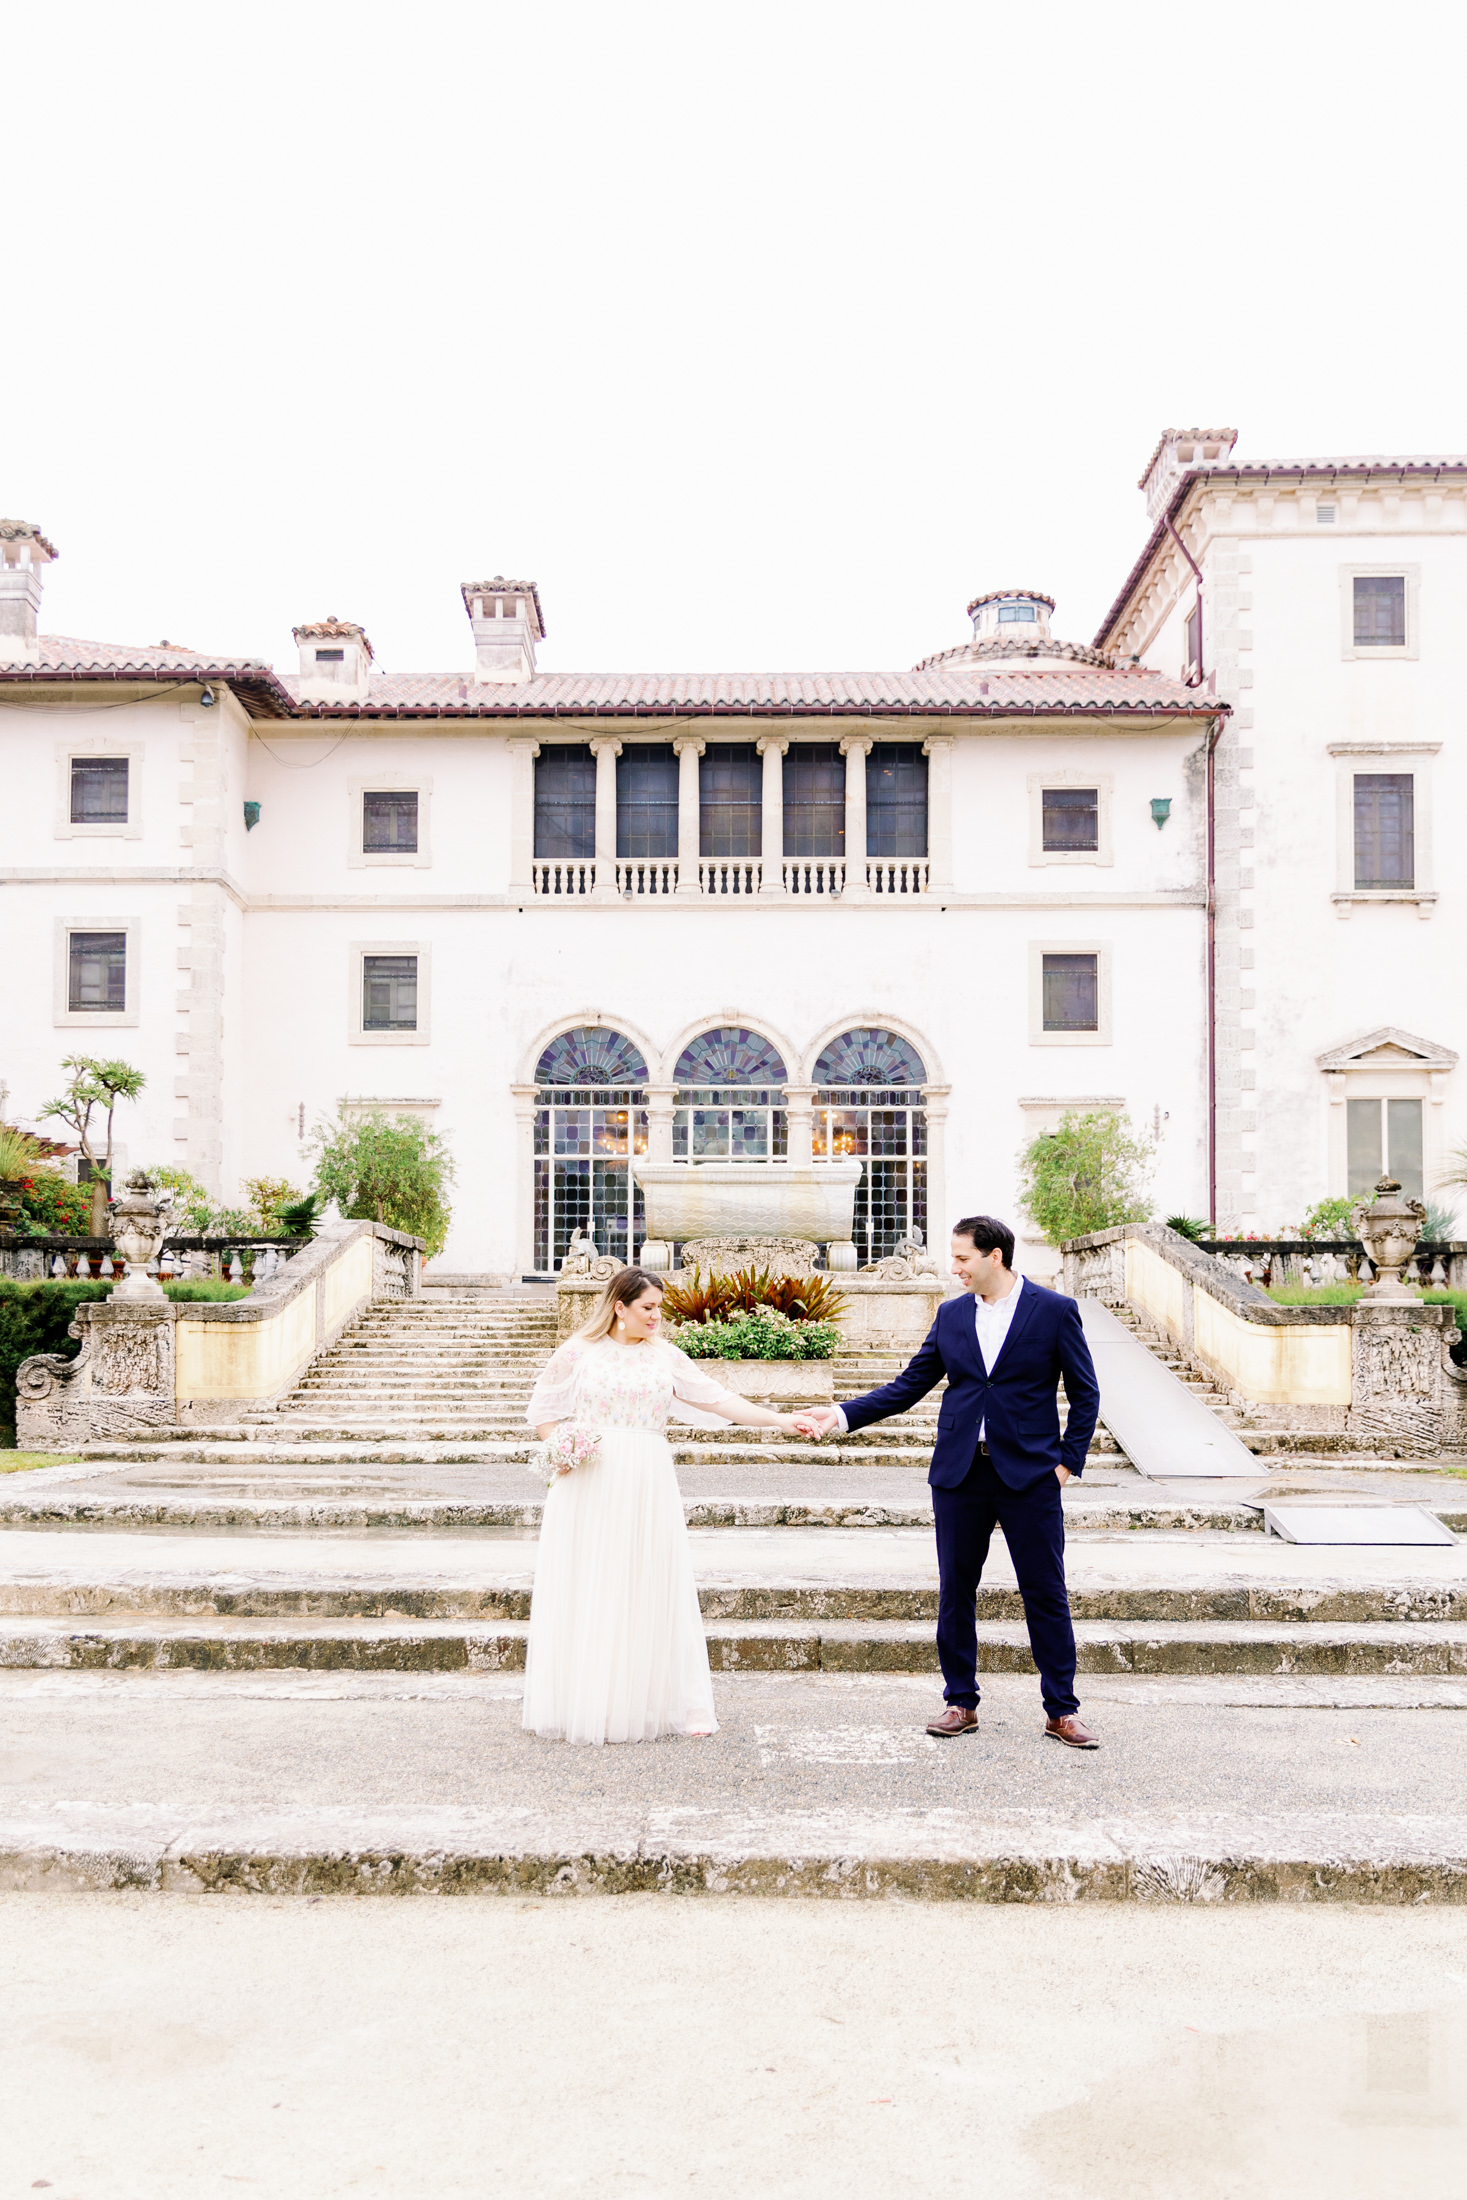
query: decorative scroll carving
[{"left": 861, "top": 1229, "right": 941, "bottom": 1282}]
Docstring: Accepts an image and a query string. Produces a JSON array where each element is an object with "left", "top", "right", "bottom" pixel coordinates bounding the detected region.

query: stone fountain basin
[{"left": 633, "top": 1162, "right": 863, "bottom": 1245}]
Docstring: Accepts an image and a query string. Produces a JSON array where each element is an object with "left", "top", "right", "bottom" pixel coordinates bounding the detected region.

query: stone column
[
  {"left": 757, "top": 735, "right": 788, "bottom": 896},
  {"left": 922, "top": 1082, "right": 951, "bottom": 1250},
  {"left": 839, "top": 733, "right": 872, "bottom": 899},
  {"left": 645, "top": 1082, "right": 677, "bottom": 1162},
  {"left": 511, "top": 1081, "right": 539, "bottom": 1273},
  {"left": 590, "top": 736, "right": 622, "bottom": 901},
  {"left": 923, "top": 733, "right": 955, "bottom": 890},
  {"left": 673, "top": 735, "right": 705, "bottom": 898},
  {"left": 782, "top": 1083, "right": 816, "bottom": 1164},
  {"left": 506, "top": 736, "right": 540, "bottom": 895}
]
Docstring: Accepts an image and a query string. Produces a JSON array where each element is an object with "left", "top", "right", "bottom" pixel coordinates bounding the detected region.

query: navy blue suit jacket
[{"left": 841, "top": 1278, "right": 1101, "bottom": 1491}]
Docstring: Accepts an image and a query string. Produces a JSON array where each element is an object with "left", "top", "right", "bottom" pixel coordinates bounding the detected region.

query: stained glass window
[
  {"left": 812, "top": 1028, "right": 925, "bottom": 1086},
  {"left": 673, "top": 1028, "right": 787, "bottom": 1086},
  {"left": 533, "top": 1025, "right": 648, "bottom": 1269},
  {"left": 813, "top": 1026, "right": 927, "bottom": 1264},
  {"left": 672, "top": 1028, "right": 788, "bottom": 1170},
  {"left": 536, "top": 1026, "right": 649, "bottom": 1086}
]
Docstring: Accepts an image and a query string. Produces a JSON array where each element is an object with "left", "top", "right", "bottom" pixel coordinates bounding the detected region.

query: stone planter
[{"left": 689, "top": 1357, "right": 834, "bottom": 1403}]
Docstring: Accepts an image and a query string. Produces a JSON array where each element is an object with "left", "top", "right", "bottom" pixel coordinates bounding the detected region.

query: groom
[{"left": 799, "top": 1215, "right": 1102, "bottom": 1747}]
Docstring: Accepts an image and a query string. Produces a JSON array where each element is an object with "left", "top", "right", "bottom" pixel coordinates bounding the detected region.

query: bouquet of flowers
[{"left": 531, "top": 1421, "right": 603, "bottom": 1484}]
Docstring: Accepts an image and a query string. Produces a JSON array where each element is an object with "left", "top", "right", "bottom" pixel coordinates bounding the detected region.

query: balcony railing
[
  {"left": 784, "top": 858, "right": 845, "bottom": 896},
  {"left": 532, "top": 859, "right": 594, "bottom": 896},
  {"left": 699, "top": 857, "right": 762, "bottom": 896},
  {"left": 868, "top": 858, "right": 930, "bottom": 894},
  {"left": 0, "top": 1234, "right": 310, "bottom": 1284},
  {"left": 616, "top": 858, "right": 679, "bottom": 896}
]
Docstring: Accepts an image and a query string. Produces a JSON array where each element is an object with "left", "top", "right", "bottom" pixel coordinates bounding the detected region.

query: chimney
[
  {"left": 462, "top": 577, "right": 544, "bottom": 684},
  {"left": 0, "top": 518, "right": 57, "bottom": 665},
  {"left": 292, "top": 616, "right": 374, "bottom": 704},
  {"left": 1138, "top": 428, "right": 1238, "bottom": 524}
]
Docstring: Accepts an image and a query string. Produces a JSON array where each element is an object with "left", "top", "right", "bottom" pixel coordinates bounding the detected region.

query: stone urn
[
  {"left": 1351, "top": 1175, "right": 1426, "bottom": 1301},
  {"left": 109, "top": 1169, "right": 174, "bottom": 1300}
]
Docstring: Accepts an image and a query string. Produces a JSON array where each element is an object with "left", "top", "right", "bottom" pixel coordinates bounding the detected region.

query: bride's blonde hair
[{"left": 575, "top": 1266, "right": 665, "bottom": 1342}]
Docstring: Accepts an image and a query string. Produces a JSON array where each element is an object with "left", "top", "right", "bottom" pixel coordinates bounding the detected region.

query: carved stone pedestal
[{"left": 17, "top": 1300, "right": 179, "bottom": 1449}]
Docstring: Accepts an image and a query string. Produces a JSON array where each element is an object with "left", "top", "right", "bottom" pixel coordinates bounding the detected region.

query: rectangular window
[
  {"left": 362, "top": 954, "right": 418, "bottom": 1031},
  {"left": 699, "top": 744, "right": 762, "bottom": 859},
  {"left": 783, "top": 743, "right": 845, "bottom": 859},
  {"left": 534, "top": 746, "right": 596, "bottom": 859},
  {"left": 1042, "top": 787, "right": 1099, "bottom": 853},
  {"left": 1184, "top": 604, "right": 1201, "bottom": 677},
  {"left": 1353, "top": 774, "right": 1414, "bottom": 888},
  {"left": 363, "top": 791, "right": 419, "bottom": 853},
  {"left": 69, "top": 757, "right": 129, "bottom": 825},
  {"left": 866, "top": 744, "right": 928, "bottom": 858},
  {"left": 1348, "top": 1096, "right": 1424, "bottom": 1200},
  {"left": 616, "top": 745, "right": 679, "bottom": 859},
  {"left": 1041, "top": 952, "right": 1098, "bottom": 1031},
  {"left": 68, "top": 930, "right": 127, "bottom": 1012},
  {"left": 1354, "top": 575, "right": 1406, "bottom": 647}
]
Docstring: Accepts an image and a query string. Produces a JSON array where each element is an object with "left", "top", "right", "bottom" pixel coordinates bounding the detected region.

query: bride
[{"left": 524, "top": 1265, "right": 816, "bottom": 1745}]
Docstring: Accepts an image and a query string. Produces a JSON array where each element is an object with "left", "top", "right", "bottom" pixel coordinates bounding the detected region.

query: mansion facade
[{"left": 2, "top": 427, "right": 1463, "bottom": 1275}]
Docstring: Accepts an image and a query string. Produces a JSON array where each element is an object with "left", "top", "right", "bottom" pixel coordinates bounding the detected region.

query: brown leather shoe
[
  {"left": 1045, "top": 1713, "right": 1099, "bottom": 1749},
  {"left": 926, "top": 1705, "right": 979, "bottom": 1738}
]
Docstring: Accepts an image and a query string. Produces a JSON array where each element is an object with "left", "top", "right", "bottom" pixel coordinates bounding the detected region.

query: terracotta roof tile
[
  {"left": 293, "top": 617, "right": 374, "bottom": 659},
  {"left": 0, "top": 636, "right": 295, "bottom": 715}
]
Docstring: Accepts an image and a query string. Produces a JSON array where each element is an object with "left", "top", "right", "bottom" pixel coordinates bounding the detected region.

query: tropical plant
[
  {"left": 1300, "top": 1196, "right": 1357, "bottom": 1240},
  {"left": 1165, "top": 1215, "right": 1212, "bottom": 1242},
  {"left": 1017, "top": 1110, "right": 1155, "bottom": 1247},
  {"left": 309, "top": 1109, "right": 454, "bottom": 1257},
  {"left": 0, "top": 1127, "right": 52, "bottom": 1183},
  {"left": 674, "top": 1308, "right": 842, "bottom": 1362},
  {"left": 661, "top": 1267, "right": 847, "bottom": 1326},
  {"left": 39, "top": 1056, "right": 146, "bottom": 1234},
  {"left": 277, "top": 1192, "right": 322, "bottom": 1236},
  {"left": 1421, "top": 1199, "right": 1459, "bottom": 1243}
]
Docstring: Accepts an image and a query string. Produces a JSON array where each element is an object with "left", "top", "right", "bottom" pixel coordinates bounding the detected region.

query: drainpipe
[{"left": 1166, "top": 508, "right": 1220, "bottom": 1225}]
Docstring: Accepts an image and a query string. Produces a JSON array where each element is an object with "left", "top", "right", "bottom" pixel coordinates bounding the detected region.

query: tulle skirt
[{"left": 521, "top": 1425, "right": 718, "bottom": 1745}]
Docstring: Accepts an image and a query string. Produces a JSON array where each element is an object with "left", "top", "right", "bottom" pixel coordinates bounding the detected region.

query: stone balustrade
[
  {"left": 16, "top": 1219, "right": 422, "bottom": 1447},
  {"left": 1195, "top": 1238, "right": 1467, "bottom": 1294},
  {"left": 1063, "top": 1222, "right": 1467, "bottom": 1455},
  {"left": 1, "top": 1234, "right": 310, "bottom": 1284}
]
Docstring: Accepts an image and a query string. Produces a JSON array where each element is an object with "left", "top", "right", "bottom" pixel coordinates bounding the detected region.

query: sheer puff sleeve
[
  {"left": 665, "top": 1341, "right": 751, "bottom": 1427},
  {"left": 525, "top": 1338, "right": 583, "bottom": 1430}
]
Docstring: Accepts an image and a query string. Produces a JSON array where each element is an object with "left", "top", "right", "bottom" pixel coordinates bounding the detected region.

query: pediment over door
[{"left": 1315, "top": 1027, "right": 1459, "bottom": 1074}]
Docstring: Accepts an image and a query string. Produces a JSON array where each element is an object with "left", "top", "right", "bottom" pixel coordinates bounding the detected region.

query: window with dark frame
[
  {"left": 70, "top": 757, "right": 129, "bottom": 825},
  {"left": 1347, "top": 1095, "right": 1424, "bottom": 1200},
  {"left": 68, "top": 930, "right": 127, "bottom": 1012},
  {"left": 534, "top": 746, "right": 596, "bottom": 859},
  {"left": 616, "top": 745, "right": 679, "bottom": 859},
  {"left": 363, "top": 791, "right": 419, "bottom": 854},
  {"left": 362, "top": 954, "right": 418, "bottom": 1032},
  {"left": 1042, "top": 952, "right": 1099, "bottom": 1031},
  {"left": 1353, "top": 575, "right": 1406, "bottom": 647},
  {"left": 1042, "top": 787, "right": 1099, "bottom": 852},
  {"left": 1184, "top": 604, "right": 1201, "bottom": 677},
  {"left": 699, "top": 744, "right": 762, "bottom": 859},
  {"left": 865, "top": 744, "right": 928, "bottom": 858},
  {"left": 782, "top": 743, "right": 845, "bottom": 859},
  {"left": 1353, "top": 773, "right": 1414, "bottom": 889}
]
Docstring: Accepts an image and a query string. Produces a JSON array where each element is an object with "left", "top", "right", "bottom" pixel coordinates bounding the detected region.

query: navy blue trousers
[{"left": 931, "top": 1451, "right": 1079, "bottom": 1717}]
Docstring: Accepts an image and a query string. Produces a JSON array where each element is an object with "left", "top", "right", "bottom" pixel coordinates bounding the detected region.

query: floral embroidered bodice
[{"left": 526, "top": 1336, "right": 734, "bottom": 1433}]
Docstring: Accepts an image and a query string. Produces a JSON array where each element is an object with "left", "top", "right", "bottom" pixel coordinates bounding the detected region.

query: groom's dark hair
[{"left": 952, "top": 1214, "right": 1015, "bottom": 1267}]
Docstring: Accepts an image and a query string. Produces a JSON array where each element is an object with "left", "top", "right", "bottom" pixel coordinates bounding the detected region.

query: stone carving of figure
[{"left": 861, "top": 1226, "right": 941, "bottom": 1281}]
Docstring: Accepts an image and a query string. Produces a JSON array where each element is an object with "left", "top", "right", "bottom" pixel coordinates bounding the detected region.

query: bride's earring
[{"left": 617, "top": 1316, "right": 625, "bottom": 1332}]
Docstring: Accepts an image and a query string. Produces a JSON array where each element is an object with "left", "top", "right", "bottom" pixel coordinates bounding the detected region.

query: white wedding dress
[{"left": 522, "top": 1334, "right": 745, "bottom": 1745}]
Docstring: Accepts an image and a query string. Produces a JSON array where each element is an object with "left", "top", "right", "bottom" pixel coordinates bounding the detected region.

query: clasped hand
[{"left": 790, "top": 1406, "right": 840, "bottom": 1443}]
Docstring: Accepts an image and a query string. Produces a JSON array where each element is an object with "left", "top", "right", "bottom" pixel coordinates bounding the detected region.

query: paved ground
[{"left": 3, "top": 1891, "right": 1464, "bottom": 2199}]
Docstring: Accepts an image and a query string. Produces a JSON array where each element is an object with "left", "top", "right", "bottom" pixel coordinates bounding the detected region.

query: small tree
[
  {"left": 1017, "top": 1109, "right": 1155, "bottom": 1247},
  {"left": 40, "top": 1056, "right": 147, "bottom": 1234},
  {"left": 309, "top": 1109, "right": 454, "bottom": 1257}
]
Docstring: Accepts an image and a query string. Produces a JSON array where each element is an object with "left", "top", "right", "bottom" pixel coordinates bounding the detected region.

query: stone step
[{"left": 3, "top": 1612, "right": 1464, "bottom": 1676}]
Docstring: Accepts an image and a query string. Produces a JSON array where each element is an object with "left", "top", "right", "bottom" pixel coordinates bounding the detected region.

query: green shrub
[
  {"left": 673, "top": 1308, "right": 841, "bottom": 1361},
  {"left": 310, "top": 1110, "right": 453, "bottom": 1257},
  {"left": 0, "top": 1278, "right": 248, "bottom": 1446},
  {"left": 11, "top": 1172, "right": 92, "bottom": 1237},
  {"left": 1300, "top": 1196, "right": 1356, "bottom": 1240},
  {"left": 1018, "top": 1110, "right": 1155, "bottom": 1247}
]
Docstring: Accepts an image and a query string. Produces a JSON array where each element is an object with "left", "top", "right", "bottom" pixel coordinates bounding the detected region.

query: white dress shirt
[{"left": 831, "top": 1274, "right": 1028, "bottom": 1436}]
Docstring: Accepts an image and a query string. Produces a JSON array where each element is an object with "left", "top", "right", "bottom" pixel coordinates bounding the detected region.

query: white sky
[{"left": 11, "top": 0, "right": 1467, "bottom": 680}]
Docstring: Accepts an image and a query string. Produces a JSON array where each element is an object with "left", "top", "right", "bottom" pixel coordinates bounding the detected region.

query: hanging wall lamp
[{"left": 1150, "top": 798, "right": 1172, "bottom": 829}]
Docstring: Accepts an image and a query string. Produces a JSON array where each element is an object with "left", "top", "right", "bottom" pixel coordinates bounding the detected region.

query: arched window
[
  {"left": 673, "top": 1026, "right": 788, "bottom": 1163},
  {"left": 813, "top": 1027, "right": 927, "bottom": 1264},
  {"left": 533, "top": 1026, "right": 648, "bottom": 1271}
]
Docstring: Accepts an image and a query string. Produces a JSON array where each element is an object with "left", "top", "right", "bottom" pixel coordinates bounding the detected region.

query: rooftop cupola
[
  {"left": 462, "top": 577, "right": 544, "bottom": 685},
  {"left": 0, "top": 518, "right": 57, "bottom": 665},
  {"left": 1138, "top": 428, "right": 1238, "bottom": 522},
  {"left": 966, "top": 589, "right": 1055, "bottom": 645},
  {"left": 292, "top": 616, "right": 374, "bottom": 704}
]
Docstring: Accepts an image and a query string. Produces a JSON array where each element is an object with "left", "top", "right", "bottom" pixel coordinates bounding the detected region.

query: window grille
[
  {"left": 865, "top": 745, "right": 928, "bottom": 858},
  {"left": 69, "top": 931, "right": 126, "bottom": 1012},
  {"left": 672, "top": 1028, "right": 788, "bottom": 1165},
  {"left": 533, "top": 1026, "right": 650, "bottom": 1271},
  {"left": 534, "top": 745, "right": 596, "bottom": 858},
  {"left": 616, "top": 745, "right": 679, "bottom": 859},
  {"left": 363, "top": 791, "right": 419, "bottom": 853},
  {"left": 1041, "top": 788, "right": 1099, "bottom": 852},
  {"left": 811, "top": 1028, "right": 926, "bottom": 1264},
  {"left": 362, "top": 954, "right": 417, "bottom": 1031},
  {"left": 1042, "top": 953, "right": 1098, "bottom": 1031},
  {"left": 782, "top": 743, "right": 845, "bottom": 859},
  {"left": 1353, "top": 774, "right": 1414, "bottom": 889},
  {"left": 698, "top": 744, "right": 761, "bottom": 859},
  {"left": 70, "top": 757, "right": 129, "bottom": 825},
  {"left": 1347, "top": 1096, "right": 1423, "bottom": 1200},
  {"left": 1353, "top": 575, "right": 1406, "bottom": 647}
]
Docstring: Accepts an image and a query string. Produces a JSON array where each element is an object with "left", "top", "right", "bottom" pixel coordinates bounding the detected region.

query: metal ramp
[{"left": 1077, "top": 1299, "right": 1263, "bottom": 1480}]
